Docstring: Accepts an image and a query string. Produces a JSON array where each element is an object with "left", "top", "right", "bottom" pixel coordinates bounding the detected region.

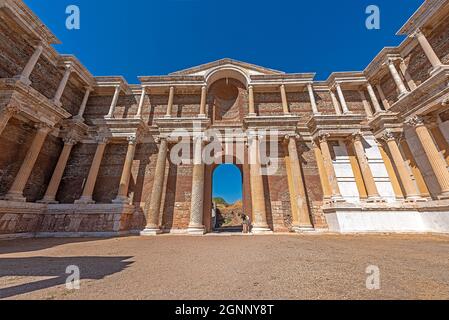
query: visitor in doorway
[{"left": 241, "top": 213, "right": 250, "bottom": 234}]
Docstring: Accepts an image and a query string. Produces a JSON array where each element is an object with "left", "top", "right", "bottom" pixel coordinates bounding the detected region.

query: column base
[
  {"left": 366, "top": 196, "right": 386, "bottom": 203},
  {"left": 112, "top": 196, "right": 130, "bottom": 204},
  {"left": 331, "top": 195, "right": 346, "bottom": 203},
  {"left": 398, "top": 92, "right": 409, "bottom": 100},
  {"left": 37, "top": 197, "right": 59, "bottom": 204},
  {"left": 73, "top": 115, "right": 85, "bottom": 122},
  {"left": 140, "top": 228, "right": 163, "bottom": 236},
  {"left": 292, "top": 225, "right": 315, "bottom": 233},
  {"left": 429, "top": 65, "right": 444, "bottom": 76},
  {"left": 187, "top": 226, "right": 206, "bottom": 235},
  {"left": 104, "top": 115, "right": 114, "bottom": 120},
  {"left": 247, "top": 113, "right": 257, "bottom": 117},
  {"left": 404, "top": 196, "right": 428, "bottom": 203},
  {"left": 163, "top": 115, "right": 172, "bottom": 119},
  {"left": 198, "top": 114, "right": 207, "bottom": 119},
  {"left": 74, "top": 197, "right": 96, "bottom": 204},
  {"left": 251, "top": 226, "right": 272, "bottom": 234},
  {"left": 3, "top": 192, "right": 26, "bottom": 202},
  {"left": 437, "top": 192, "right": 449, "bottom": 200},
  {"left": 13, "top": 75, "right": 31, "bottom": 86}
]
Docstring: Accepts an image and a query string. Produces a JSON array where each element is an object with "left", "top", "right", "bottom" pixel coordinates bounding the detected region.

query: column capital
[
  {"left": 318, "top": 133, "right": 330, "bottom": 143},
  {"left": 284, "top": 133, "right": 300, "bottom": 142},
  {"left": 4, "top": 103, "right": 20, "bottom": 116},
  {"left": 405, "top": 115, "right": 425, "bottom": 128},
  {"left": 63, "top": 136, "right": 78, "bottom": 146},
  {"left": 351, "top": 131, "right": 364, "bottom": 142},
  {"left": 442, "top": 98, "right": 449, "bottom": 107},
  {"left": 127, "top": 135, "right": 138, "bottom": 145},
  {"left": 34, "top": 122, "right": 53, "bottom": 134},
  {"left": 409, "top": 28, "right": 424, "bottom": 39},
  {"left": 96, "top": 136, "right": 109, "bottom": 145},
  {"left": 379, "top": 129, "right": 397, "bottom": 142}
]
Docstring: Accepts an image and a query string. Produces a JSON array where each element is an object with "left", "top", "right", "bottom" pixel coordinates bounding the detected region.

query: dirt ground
[{"left": 1, "top": 234, "right": 449, "bottom": 300}]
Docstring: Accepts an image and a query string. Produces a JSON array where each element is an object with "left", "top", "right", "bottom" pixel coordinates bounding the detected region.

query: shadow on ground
[
  {"left": 0, "top": 256, "right": 134, "bottom": 299},
  {"left": 0, "top": 237, "right": 131, "bottom": 255}
]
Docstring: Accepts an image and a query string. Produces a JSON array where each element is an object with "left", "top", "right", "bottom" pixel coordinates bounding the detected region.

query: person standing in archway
[{"left": 241, "top": 213, "right": 250, "bottom": 234}]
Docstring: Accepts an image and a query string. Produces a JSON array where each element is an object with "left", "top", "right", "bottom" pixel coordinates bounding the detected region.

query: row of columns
[{"left": 142, "top": 133, "right": 315, "bottom": 235}]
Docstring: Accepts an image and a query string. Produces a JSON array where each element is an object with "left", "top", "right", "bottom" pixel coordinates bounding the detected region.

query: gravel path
[{"left": 1, "top": 234, "right": 449, "bottom": 300}]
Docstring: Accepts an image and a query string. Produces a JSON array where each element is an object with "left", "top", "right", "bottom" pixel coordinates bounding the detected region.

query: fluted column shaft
[
  {"left": 5, "top": 125, "right": 51, "bottom": 202},
  {"left": 352, "top": 134, "right": 382, "bottom": 201},
  {"left": 188, "top": 136, "right": 206, "bottom": 234},
  {"left": 330, "top": 90, "right": 342, "bottom": 115},
  {"left": 287, "top": 136, "right": 313, "bottom": 229},
  {"left": 387, "top": 60, "right": 408, "bottom": 98},
  {"left": 318, "top": 135, "right": 344, "bottom": 201},
  {"left": 366, "top": 83, "right": 382, "bottom": 113},
  {"left": 280, "top": 85, "right": 290, "bottom": 115},
  {"left": 413, "top": 29, "right": 442, "bottom": 69},
  {"left": 249, "top": 136, "right": 270, "bottom": 232},
  {"left": 199, "top": 86, "right": 207, "bottom": 117},
  {"left": 106, "top": 85, "right": 121, "bottom": 119},
  {"left": 409, "top": 117, "right": 449, "bottom": 198},
  {"left": 248, "top": 85, "right": 256, "bottom": 116},
  {"left": 313, "top": 142, "right": 332, "bottom": 200},
  {"left": 39, "top": 138, "right": 77, "bottom": 203},
  {"left": 307, "top": 83, "right": 319, "bottom": 114},
  {"left": 113, "top": 137, "right": 137, "bottom": 203},
  {"left": 382, "top": 132, "right": 422, "bottom": 200},
  {"left": 53, "top": 65, "right": 72, "bottom": 105},
  {"left": 335, "top": 83, "right": 350, "bottom": 114},
  {"left": 14, "top": 43, "right": 43, "bottom": 86},
  {"left": 75, "top": 139, "right": 108, "bottom": 204},
  {"left": 74, "top": 87, "right": 92, "bottom": 120},
  {"left": 136, "top": 88, "right": 146, "bottom": 119},
  {"left": 165, "top": 86, "right": 175, "bottom": 117},
  {"left": 143, "top": 138, "right": 168, "bottom": 233}
]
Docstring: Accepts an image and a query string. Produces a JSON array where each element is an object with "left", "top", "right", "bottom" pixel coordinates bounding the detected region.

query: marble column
[
  {"left": 248, "top": 85, "right": 256, "bottom": 116},
  {"left": 387, "top": 59, "right": 409, "bottom": 99},
  {"left": 249, "top": 136, "right": 271, "bottom": 233},
  {"left": 286, "top": 135, "right": 313, "bottom": 230},
  {"left": 406, "top": 116, "right": 449, "bottom": 199},
  {"left": 429, "top": 121, "right": 449, "bottom": 165},
  {"left": 280, "top": 85, "right": 290, "bottom": 115},
  {"left": 39, "top": 137, "right": 77, "bottom": 204},
  {"left": 366, "top": 83, "right": 383, "bottom": 114},
  {"left": 136, "top": 88, "right": 146, "bottom": 119},
  {"left": 74, "top": 87, "right": 92, "bottom": 121},
  {"left": 381, "top": 130, "right": 423, "bottom": 201},
  {"left": 188, "top": 135, "right": 206, "bottom": 234},
  {"left": 318, "top": 134, "right": 344, "bottom": 202},
  {"left": 359, "top": 91, "right": 374, "bottom": 118},
  {"left": 412, "top": 28, "right": 443, "bottom": 71},
  {"left": 312, "top": 141, "right": 332, "bottom": 200},
  {"left": 199, "top": 86, "right": 207, "bottom": 118},
  {"left": 335, "top": 83, "right": 350, "bottom": 114},
  {"left": 14, "top": 42, "right": 44, "bottom": 86},
  {"left": 53, "top": 64, "right": 72, "bottom": 106},
  {"left": 330, "top": 90, "right": 342, "bottom": 115},
  {"left": 105, "top": 85, "right": 121, "bottom": 119},
  {"left": 165, "top": 86, "right": 175, "bottom": 118},
  {"left": 113, "top": 136, "right": 137, "bottom": 204},
  {"left": 142, "top": 138, "right": 168, "bottom": 235},
  {"left": 307, "top": 83, "right": 319, "bottom": 114},
  {"left": 0, "top": 105, "right": 19, "bottom": 137},
  {"left": 75, "top": 137, "right": 108, "bottom": 204},
  {"left": 352, "top": 133, "right": 382, "bottom": 202},
  {"left": 5, "top": 124, "right": 51, "bottom": 202},
  {"left": 376, "top": 83, "right": 391, "bottom": 110}
]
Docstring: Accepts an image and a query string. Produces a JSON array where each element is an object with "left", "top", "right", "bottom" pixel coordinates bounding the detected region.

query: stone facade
[{"left": 1, "top": 0, "right": 449, "bottom": 238}]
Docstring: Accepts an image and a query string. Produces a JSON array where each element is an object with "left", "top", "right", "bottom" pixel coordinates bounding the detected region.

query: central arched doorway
[{"left": 211, "top": 164, "right": 243, "bottom": 232}]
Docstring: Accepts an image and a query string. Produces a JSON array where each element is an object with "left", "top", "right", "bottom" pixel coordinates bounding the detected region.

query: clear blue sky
[
  {"left": 24, "top": 0, "right": 423, "bottom": 84},
  {"left": 213, "top": 165, "right": 243, "bottom": 204},
  {"left": 24, "top": 0, "right": 423, "bottom": 203}
]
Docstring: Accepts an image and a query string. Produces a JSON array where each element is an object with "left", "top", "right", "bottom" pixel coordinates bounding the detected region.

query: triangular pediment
[{"left": 169, "top": 58, "right": 285, "bottom": 77}]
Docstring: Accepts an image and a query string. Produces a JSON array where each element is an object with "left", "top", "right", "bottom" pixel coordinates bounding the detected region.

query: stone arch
[{"left": 204, "top": 66, "right": 250, "bottom": 90}]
